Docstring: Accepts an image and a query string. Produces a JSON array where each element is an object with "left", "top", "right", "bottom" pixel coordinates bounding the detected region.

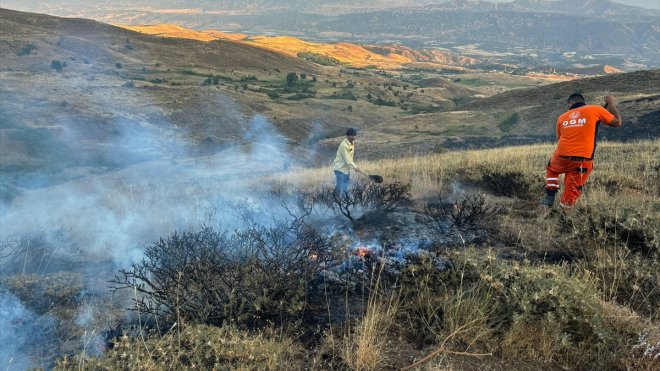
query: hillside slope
[
  {"left": 0, "top": 8, "right": 317, "bottom": 73},
  {"left": 320, "top": 69, "right": 660, "bottom": 160},
  {"left": 119, "top": 23, "right": 478, "bottom": 70}
]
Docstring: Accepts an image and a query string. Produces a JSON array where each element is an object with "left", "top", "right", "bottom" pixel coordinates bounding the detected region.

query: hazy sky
[
  {"left": 594, "top": 0, "right": 659, "bottom": 8},
  {"left": 490, "top": 0, "right": 659, "bottom": 9},
  {"left": 2, "top": 0, "right": 659, "bottom": 9}
]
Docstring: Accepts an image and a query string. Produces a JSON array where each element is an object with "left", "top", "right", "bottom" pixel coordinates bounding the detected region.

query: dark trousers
[{"left": 334, "top": 170, "right": 350, "bottom": 194}]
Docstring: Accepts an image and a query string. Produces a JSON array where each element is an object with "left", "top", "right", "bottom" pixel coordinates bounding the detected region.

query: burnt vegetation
[
  {"left": 111, "top": 181, "right": 415, "bottom": 332},
  {"left": 111, "top": 222, "right": 342, "bottom": 331},
  {"left": 316, "top": 181, "right": 412, "bottom": 222},
  {"left": 423, "top": 193, "right": 504, "bottom": 231}
]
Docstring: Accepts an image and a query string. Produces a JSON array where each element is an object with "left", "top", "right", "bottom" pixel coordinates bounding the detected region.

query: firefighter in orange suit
[{"left": 541, "top": 93, "right": 622, "bottom": 212}]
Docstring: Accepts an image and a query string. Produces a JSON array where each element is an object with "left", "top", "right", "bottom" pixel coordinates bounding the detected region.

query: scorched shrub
[{"left": 112, "top": 221, "right": 342, "bottom": 330}]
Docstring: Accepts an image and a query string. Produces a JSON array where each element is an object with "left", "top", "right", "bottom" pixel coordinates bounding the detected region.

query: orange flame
[{"left": 356, "top": 247, "right": 370, "bottom": 258}]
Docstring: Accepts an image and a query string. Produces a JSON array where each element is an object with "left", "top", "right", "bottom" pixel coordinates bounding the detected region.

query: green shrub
[
  {"left": 326, "top": 90, "right": 357, "bottom": 100},
  {"left": 286, "top": 72, "right": 298, "bottom": 86},
  {"left": 395, "top": 249, "right": 648, "bottom": 368},
  {"left": 286, "top": 92, "right": 316, "bottom": 100},
  {"left": 51, "top": 60, "right": 63, "bottom": 72},
  {"left": 17, "top": 43, "right": 38, "bottom": 56},
  {"left": 497, "top": 112, "right": 520, "bottom": 132},
  {"left": 373, "top": 97, "right": 396, "bottom": 107},
  {"left": 558, "top": 202, "right": 659, "bottom": 319},
  {"left": 297, "top": 52, "right": 340, "bottom": 66}
]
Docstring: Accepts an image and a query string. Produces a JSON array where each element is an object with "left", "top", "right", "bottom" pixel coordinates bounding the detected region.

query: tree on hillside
[
  {"left": 50, "top": 60, "right": 63, "bottom": 72},
  {"left": 286, "top": 73, "right": 298, "bottom": 86}
]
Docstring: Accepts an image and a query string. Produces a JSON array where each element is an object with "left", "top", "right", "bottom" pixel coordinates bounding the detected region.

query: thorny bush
[
  {"left": 423, "top": 193, "right": 505, "bottom": 232},
  {"left": 317, "top": 181, "right": 412, "bottom": 221},
  {"left": 111, "top": 220, "right": 344, "bottom": 330}
]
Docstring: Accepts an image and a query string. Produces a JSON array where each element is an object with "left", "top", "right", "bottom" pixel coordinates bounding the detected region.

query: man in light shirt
[{"left": 333, "top": 127, "right": 367, "bottom": 194}]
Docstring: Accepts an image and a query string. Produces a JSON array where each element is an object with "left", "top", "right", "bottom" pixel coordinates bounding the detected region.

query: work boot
[{"left": 540, "top": 191, "right": 556, "bottom": 207}]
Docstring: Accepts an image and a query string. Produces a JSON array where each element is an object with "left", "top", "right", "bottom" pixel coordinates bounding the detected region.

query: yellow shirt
[{"left": 333, "top": 138, "right": 357, "bottom": 174}]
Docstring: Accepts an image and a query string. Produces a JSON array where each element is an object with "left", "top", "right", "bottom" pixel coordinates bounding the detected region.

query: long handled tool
[{"left": 361, "top": 173, "right": 383, "bottom": 183}]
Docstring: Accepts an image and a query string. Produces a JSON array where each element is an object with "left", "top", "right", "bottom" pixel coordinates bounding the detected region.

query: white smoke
[
  {"left": 0, "top": 289, "right": 56, "bottom": 370},
  {"left": 0, "top": 74, "right": 311, "bottom": 367},
  {"left": 0, "top": 113, "right": 298, "bottom": 268}
]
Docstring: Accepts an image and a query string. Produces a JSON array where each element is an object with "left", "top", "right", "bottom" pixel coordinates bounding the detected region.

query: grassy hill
[
  {"left": 0, "top": 8, "right": 479, "bottom": 187},
  {"left": 2, "top": 7, "right": 658, "bottom": 193}
]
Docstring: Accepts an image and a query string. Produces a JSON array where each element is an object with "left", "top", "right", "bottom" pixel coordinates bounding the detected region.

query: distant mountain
[
  {"left": 508, "top": 0, "right": 660, "bottom": 17},
  {"left": 423, "top": 0, "right": 660, "bottom": 17},
  {"left": 3, "top": 0, "right": 658, "bottom": 70},
  {"left": 314, "top": 8, "right": 659, "bottom": 67},
  {"left": 2, "top": 0, "right": 436, "bottom": 15}
]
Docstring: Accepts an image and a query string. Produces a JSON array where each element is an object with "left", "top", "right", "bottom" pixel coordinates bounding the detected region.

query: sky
[
  {"left": 592, "top": 0, "right": 659, "bottom": 8},
  {"left": 492, "top": 0, "right": 659, "bottom": 9},
  {"left": 1, "top": 0, "right": 659, "bottom": 9}
]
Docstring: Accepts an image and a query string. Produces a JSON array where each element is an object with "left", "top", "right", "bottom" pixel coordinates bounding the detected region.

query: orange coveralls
[{"left": 545, "top": 103, "right": 615, "bottom": 208}]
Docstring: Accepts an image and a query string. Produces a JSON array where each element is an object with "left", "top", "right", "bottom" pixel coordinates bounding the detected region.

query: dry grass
[
  {"left": 340, "top": 263, "right": 400, "bottom": 371},
  {"left": 275, "top": 140, "right": 659, "bottom": 200},
  {"left": 342, "top": 295, "right": 399, "bottom": 371}
]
